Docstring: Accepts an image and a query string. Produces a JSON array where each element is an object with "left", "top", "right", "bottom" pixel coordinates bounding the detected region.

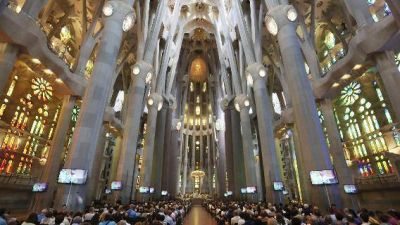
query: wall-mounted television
[
  {"left": 246, "top": 186, "right": 257, "bottom": 194},
  {"left": 111, "top": 181, "right": 122, "bottom": 190},
  {"left": 161, "top": 190, "right": 168, "bottom": 196},
  {"left": 240, "top": 188, "right": 247, "bottom": 194},
  {"left": 273, "top": 181, "right": 284, "bottom": 191},
  {"left": 58, "top": 169, "right": 88, "bottom": 184},
  {"left": 139, "top": 186, "right": 149, "bottom": 193},
  {"left": 344, "top": 184, "right": 357, "bottom": 194},
  {"left": 32, "top": 183, "right": 48, "bottom": 192},
  {"left": 310, "top": 170, "right": 338, "bottom": 185},
  {"left": 226, "top": 191, "right": 233, "bottom": 196}
]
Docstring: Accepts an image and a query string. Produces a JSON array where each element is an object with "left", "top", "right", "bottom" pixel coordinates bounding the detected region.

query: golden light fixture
[{"left": 189, "top": 57, "right": 208, "bottom": 82}]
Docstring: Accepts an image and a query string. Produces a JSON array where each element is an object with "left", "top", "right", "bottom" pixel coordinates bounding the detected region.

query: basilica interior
[{"left": 0, "top": 0, "right": 400, "bottom": 216}]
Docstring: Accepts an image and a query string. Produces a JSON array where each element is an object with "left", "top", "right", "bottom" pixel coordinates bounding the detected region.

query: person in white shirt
[{"left": 231, "top": 210, "right": 242, "bottom": 225}]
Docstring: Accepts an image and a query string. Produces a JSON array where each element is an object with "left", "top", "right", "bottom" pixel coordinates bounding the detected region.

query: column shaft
[
  {"left": 33, "top": 96, "right": 75, "bottom": 211},
  {"left": 253, "top": 78, "right": 282, "bottom": 203},
  {"left": 239, "top": 109, "right": 258, "bottom": 201},
  {"left": 116, "top": 76, "right": 146, "bottom": 203},
  {"left": 320, "top": 99, "right": 355, "bottom": 208},
  {"left": 182, "top": 134, "right": 189, "bottom": 194},
  {"left": 0, "top": 43, "right": 18, "bottom": 96},
  {"left": 276, "top": 21, "right": 340, "bottom": 207},
  {"left": 55, "top": 3, "right": 130, "bottom": 210},
  {"left": 375, "top": 52, "right": 400, "bottom": 121}
]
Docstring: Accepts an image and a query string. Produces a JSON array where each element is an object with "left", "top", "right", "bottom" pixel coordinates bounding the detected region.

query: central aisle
[{"left": 183, "top": 205, "right": 217, "bottom": 225}]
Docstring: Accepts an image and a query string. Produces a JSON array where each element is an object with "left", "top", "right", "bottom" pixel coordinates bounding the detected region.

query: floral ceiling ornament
[{"left": 31, "top": 77, "right": 53, "bottom": 101}]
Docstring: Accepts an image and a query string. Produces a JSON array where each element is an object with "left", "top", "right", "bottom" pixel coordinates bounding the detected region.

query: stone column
[
  {"left": 265, "top": 3, "right": 340, "bottom": 207},
  {"left": 182, "top": 133, "right": 189, "bottom": 194},
  {"left": 167, "top": 116, "right": 180, "bottom": 197},
  {"left": 342, "top": 0, "right": 374, "bottom": 27},
  {"left": 33, "top": 96, "right": 75, "bottom": 211},
  {"left": 230, "top": 108, "right": 246, "bottom": 199},
  {"left": 375, "top": 52, "right": 400, "bottom": 121},
  {"left": 224, "top": 109, "right": 235, "bottom": 194},
  {"left": 320, "top": 99, "right": 355, "bottom": 208},
  {"left": 200, "top": 135, "right": 204, "bottom": 170},
  {"left": 55, "top": 0, "right": 135, "bottom": 211},
  {"left": 234, "top": 94, "right": 258, "bottom": 202},
  {"left": 153, "top": 106, "right": 167, "bottom": 198},
  {"left": 246, "top": 63, "right": 283, "bottom": 203},
  {"left": 21, "top": 0, "right": 48, "bottom": 18},
  {"left": 0, "top": 43, "right": 18, "bottom": 95},
  {"left": 116, "top": 60, "right": 153, "bottom": 203},
  {"left": 140, "top": 93, "right": 163, "bottom": 199},
  {"left": 386, "top": 0, "right": 400, "bottom": 26},
  {"left": 206, "top": 133, "right": 213, "bottom": 194}
]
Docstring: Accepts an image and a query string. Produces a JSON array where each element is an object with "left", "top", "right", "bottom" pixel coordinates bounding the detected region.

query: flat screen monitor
[
  {"left": 246, "top": 186, "right": 257, "bottom": 194},
  {"left": 226, "top": 191, "right": 233, "bottom": 196},
  {"left": 273, "top": 181, "right": 284, "bottom": 191},
  {"left": 161, "top": 190, "right": 168, "bottom": 196},
  {"left": 149, "top": 187, "right": 155, "bottom": 193},
  {"left": 58, "top": 169, "right": 88, "bottom": 184},
  {"left": 310, "top": 170, "right": 338, "bottom": 185},
  {"left": 139, "top": 186, "right": 149, "bottom": 193},
  {"left": 32, "top": 183, "right": 48, "bottom": 192},
  {"left": 105, "top": 189, "right": 112, "bottom": 194},
  {"left": 240, "top": 188, "right": 247, "bottom": 194},
  {"left": 111, "top": 181, "right": 122, "bottom": 190},
  {"left": 344, "top": 184, "right": 357, "bottom": 194}
]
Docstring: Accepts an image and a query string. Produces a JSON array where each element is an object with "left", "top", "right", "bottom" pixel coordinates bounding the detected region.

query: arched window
[{"left": 335, "top": 78, "right": 393, "bottom": 177}]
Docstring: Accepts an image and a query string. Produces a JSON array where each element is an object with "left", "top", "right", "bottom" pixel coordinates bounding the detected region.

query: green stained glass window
[
  {"left": 72, "top": 106, "right": 80, "bottom": 122},
  {"left": 340, "top": 82, "right": 361, "bottom": 106},
  {"left": 324, "top": 32, "right": 335, "bottom": 50}
]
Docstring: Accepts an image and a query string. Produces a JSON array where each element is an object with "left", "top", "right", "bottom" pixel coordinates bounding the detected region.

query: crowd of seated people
[
  {"left": 204, "top": 200, "right": 400, "bottom": 225},
  {"left": 0, "top": 201, "right": 190, "bottom": 225}
]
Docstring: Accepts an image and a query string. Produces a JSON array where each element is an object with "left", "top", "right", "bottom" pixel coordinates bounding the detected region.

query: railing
[
  {"left": 355, "top": 173, "right": 400, "bottom": 186},
  {"left": 0, "top": 173, "right": 36, "bottom": 186}
]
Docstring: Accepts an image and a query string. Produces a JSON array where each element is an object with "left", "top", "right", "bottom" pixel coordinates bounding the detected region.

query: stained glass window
[
  {"left": 324, "top": 32, "right": 335, "bottom": 50},
  {"left": 272, "top": 93, "right": 282, "bottom": 115},
  {"left": 340, "top": 82, "right": 361, "bottom": 106},
  {"left": 72, "top": 106, "right": 80, "bottom": 122},
  {"left": 31, "top": 77, "right": 53, "bottom": 101},
  {"left": 395, "top": 53, "right": 400, "bottom": 71},
  {"left": 113, "top": 91, "right": 124, "bottom": 112}
]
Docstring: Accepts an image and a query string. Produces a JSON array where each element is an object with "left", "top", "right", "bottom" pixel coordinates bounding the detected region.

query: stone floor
[{"left": 183, "top": 205, "right": 217, "bottom": 225}]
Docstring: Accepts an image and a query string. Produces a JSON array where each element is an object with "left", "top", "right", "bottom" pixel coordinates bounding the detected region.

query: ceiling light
[
  {"left": 287, "top": 8, "right": 298, "bottom": 22},
  {"left": 332, "top": 82, "right": 340, "bottom": 88},
  {"left": 32, "top": 58, "right": 41, "bottom": 64},
  {"left": 244, "top": 100, "right": 250, "bottom": 107},
  {"left": 353, "top": 64, "right": 362, "bottom": 70},
  {"left": 55, "top": 78, "right": 63, "bottom": 83},
  {"left": 266, "top": 16, "right": 278, "bottom": 36},
  {"left": 43, "top": 69, "right": 53, "bottom": 75},
  {"left": 259, "top": 68, "right": 267, "bottom": 77},
  {"left": 341, "top": 74, "right": 351, "bottom": 80},
  {"left": 148, "top": 98, "right": 154, "bottom": 106},
  {"left": 122, "top": 13, "right": 135, "bottom": 32},
  {"left": 103, "top": 3, "right": 114, "bottom": 17},
  {"left": 157, "top": 102, "right": 163, "bottom": 111},
  {"left": 132, "top": 65, "right": 140, "bottom": 75},
  {"left": 234, "top": 102, "right": 240, "bottom": 112},
  {"left": 196, "top": 141, "right": 200, "bottom": 145}
]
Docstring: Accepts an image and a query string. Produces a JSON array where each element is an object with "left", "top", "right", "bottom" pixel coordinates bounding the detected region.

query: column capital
[
  {"left": 131, "top": 60, "right": 154, "bottom": 84},
  {"left": 265, "top": 4, "right": 298, "bottom": 36},
  {"left": 245, "top": 63, "right": 268, "bottom": 86},
  {"left": 219, "top": 95, "right": 235, "bottom": 111},
  {"left": 234, "top": 94, "right": 251, "bottom": 112},
  {"left": 103, "top": 0, "right": 136, "bottom": 31},
  {"left": 147, "top": 92, "right": 163, "bottom": 111}
]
